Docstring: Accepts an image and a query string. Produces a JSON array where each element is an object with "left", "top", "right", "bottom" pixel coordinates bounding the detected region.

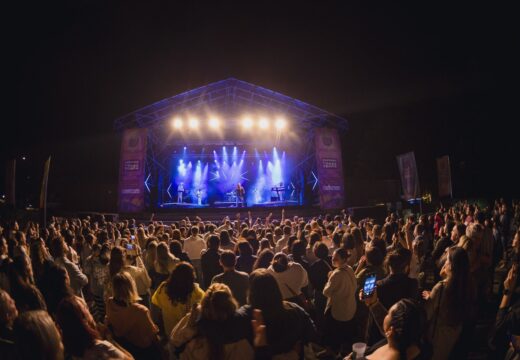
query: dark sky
[{"left": 2, "top": 1, "right": 517, "bottom": 210}]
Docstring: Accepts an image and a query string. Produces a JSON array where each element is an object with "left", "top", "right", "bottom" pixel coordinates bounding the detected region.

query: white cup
[{"left": 352, "top": 342, "right": 367, "bottom": 359}]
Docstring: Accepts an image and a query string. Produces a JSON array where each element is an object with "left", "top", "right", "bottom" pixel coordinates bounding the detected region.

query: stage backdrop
[
  {"left": 118, "top": 128, "right": 148, "bottom": 213},
  {"left": 396, "top": 151, "right": 420, "bottom": 201},
  {"left": 436, "top": 155, "right": 452, "bottom": 198},
  {"left": 314, "top": 128, "right": 345, "bottom": 209}
]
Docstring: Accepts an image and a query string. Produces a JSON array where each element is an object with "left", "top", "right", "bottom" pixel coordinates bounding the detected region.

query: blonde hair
[{"left": 112, "top": 271, "right": 141, "bottom": 305}]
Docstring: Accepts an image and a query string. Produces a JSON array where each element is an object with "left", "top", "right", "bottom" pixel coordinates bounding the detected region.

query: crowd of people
[{"left": 0, "top": 199, "right": 519, "bottom": 359}]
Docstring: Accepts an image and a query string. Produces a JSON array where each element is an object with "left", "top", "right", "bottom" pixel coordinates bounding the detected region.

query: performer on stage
[
  {"left": 196, "top": 188, "right": 203, "bottom": 206},
  {"left": 235, "top": 183, "right": 245, "bottom": 207},
  {"left": 177, "top": 182, "right": 184, "bottom": 203}
]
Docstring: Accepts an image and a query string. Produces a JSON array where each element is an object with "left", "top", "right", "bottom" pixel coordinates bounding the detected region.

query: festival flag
[
  {"left": 436, "top": 155, "right": 452, "bottom": 198},
  {"left": 40, "top": 156, "right": 51, "bottom": 209},
  {"left": 396, "top": 152, "right": 420, "bottom": 201}
]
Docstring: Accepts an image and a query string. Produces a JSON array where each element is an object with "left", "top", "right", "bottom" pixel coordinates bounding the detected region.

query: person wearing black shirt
[
  {"left": 200, "top": 235, "right": 222, "bottom": 289},
  {"left": 377, "top": 247, "right": 419, "bottom": 310}
]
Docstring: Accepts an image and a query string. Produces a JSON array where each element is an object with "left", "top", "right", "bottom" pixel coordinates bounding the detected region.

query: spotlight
[
  {"left": 242, "top": 116, "right": 253, "bottom": 129},
  {"left": 188, "top": 117, "right": 199, "bottom": 129},
  {"left": 172, "top": 117, "right": 183, "bottom": 129},
  {"left": 208, "top": 117, "right": 220, "bottom": 129},
  {"left": 258, "top": 118, "right": 269, "bottom": 129},
  {"left": 275, "top": 117, "right": 287, "bottom": 129}
]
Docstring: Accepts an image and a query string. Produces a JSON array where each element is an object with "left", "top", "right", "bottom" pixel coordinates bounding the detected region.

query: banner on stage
[
  {"left": 314, "top": 128, "right": 344, "bottom": 209},
  {"left": 396, "top": 151, "right": 420, "bottom": 201},
  {"left": 118, "top": 128, "right": 147, "bottom": 213},
  {"left": 436, "top": 155, "right": 452, "bottom": 198}
]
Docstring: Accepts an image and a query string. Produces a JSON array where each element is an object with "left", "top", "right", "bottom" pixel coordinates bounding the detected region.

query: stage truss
[{"left": 114, "top": 78, "right": 348, "bottom": 209}]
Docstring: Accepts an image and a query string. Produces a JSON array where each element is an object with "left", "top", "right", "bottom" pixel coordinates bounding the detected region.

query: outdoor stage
[{"left": 115, "top": 78, "right": 348, "bottom": 214}]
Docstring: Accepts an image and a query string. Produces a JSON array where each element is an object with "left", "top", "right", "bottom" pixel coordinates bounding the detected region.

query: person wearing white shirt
[
  {"left": 267, "top": 253, "right": 308, "bottom": 301},
  {"left": 319, "top": 248, "right": 357, "bottom": 358},
  {"left": 183, "top": 227, "right": 206, "bottom": 281},
  {"left": 274, "top": 226, "right": 292, "bottom": 253}
]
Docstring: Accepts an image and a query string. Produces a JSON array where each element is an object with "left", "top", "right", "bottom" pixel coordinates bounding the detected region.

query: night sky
[{"left": 2, "top": 2, "right": 516, "bottom": 211}]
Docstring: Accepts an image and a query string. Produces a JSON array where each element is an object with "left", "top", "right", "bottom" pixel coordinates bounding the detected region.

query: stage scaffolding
[{"left": 114, "top": 78, "right": 348, "bottom": 210}]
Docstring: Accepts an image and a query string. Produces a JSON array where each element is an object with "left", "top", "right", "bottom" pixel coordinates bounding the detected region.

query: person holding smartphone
[{"left": 318, "top": 248, "right": 357, "bottom": 358}]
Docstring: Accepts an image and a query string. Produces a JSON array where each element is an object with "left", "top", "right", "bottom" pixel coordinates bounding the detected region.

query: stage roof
[{"left": 114, "top": 78, "right": 348, "bottom": 132}]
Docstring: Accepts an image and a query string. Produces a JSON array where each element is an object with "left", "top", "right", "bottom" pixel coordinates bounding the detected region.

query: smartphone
[
  {"left": 130, "top": 235, "right": 135, "bottom": 241},
  {"left": 338, "top": 223, "right": 343, "bottom": 229},
  {"left": 362, "top": 274, "right": 377, "bottom": 298},
  {"left": 125, "top": 243, "right": 137, "bottom": 256}
]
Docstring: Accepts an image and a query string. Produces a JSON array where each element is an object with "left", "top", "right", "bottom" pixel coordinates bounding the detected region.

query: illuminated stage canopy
[{"left": 114, "top": 78, "right": 348, "bottom": 211}]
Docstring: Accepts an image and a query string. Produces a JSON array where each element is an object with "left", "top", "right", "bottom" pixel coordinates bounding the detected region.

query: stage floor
[{"left": 159, "top": 200, "right": 299, "bottom": 209}]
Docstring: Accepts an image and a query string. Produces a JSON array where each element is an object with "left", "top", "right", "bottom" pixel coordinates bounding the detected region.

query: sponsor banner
[
  {"left": 118, "top": 128, "right": 147, "bottom": 213},
  {"left": 437, "top": 155, "right": 452, "bottom": 198},
  {"left": 396, "top": 152, "right": 420, "bottom": 201},
  {"left": 314, "top": 128, "right": 345, "bottom": 209}
]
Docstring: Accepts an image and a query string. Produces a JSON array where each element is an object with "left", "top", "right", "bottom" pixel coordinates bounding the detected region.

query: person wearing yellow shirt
[{"left": 151, "top": 262, "right": 204, "bottom": 336}]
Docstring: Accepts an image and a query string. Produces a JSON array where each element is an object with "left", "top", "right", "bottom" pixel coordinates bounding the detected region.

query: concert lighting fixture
[
  {"left": 275, "top": 117, "right": 287, "bottom": 129},
  {"left": 188, "top": 117, "right": 199, "bottom": 129},
  {"left": 208, "top": 117, "right": 220, "bottom": 129},
  {"left": 258, "top": 117, "right": 269, "bottom": 129},
  {"left": 172, "top": 117, "right": 183, "bottom": 129},
  {"left": 242, "top": 116, "right": 253, "bottom": 129}
]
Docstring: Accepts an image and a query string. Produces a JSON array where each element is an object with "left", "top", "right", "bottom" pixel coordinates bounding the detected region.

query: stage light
[
  {"left": 208, "top": 117, "right": 220, "bottom": 129},
  {"left": 188, "top": 117, "right": 199, "bottom": 129},
  {"left": 258, "top": 118, "right": 269, "bottom": 129},
  {"left": 275, "top": 117, "right": 287, "bottom": 129},
  {"left": 172, "top": 117, "right": 183, "bottom": 129},
  {"left": 242, "top": 117, "right": 253, "bottom": 129}
]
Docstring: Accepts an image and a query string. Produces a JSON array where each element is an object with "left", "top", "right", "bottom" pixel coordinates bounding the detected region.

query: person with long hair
[
  {"left": 219, "top": 230, "right": 236, "bottom": 251},
  {"left": 239, "top": 269, "right": 317, "bottom": 358},
  {"left": 84, "top": 243, "right": 111, "bottom": 322},
  {"left": 50, "top": 237, "right": 88, "bottom": 297},
  {"left": 151, "top": 262, "right": 204, "bottom": 336},
  {"left": 13, "top": 310, "right": 64, "bottom": 360},
  {"left": 108, "top": 247, "right": 151, "bottom": 306},
  {"left": 29, "top": 237, "right": 52, "bottom": 287},
  {"left": 106, "top": 272, "right": 159, "bottom": 360},
  {"left": 236, "top": 241, "right": 257, "bottom": 274},
  {"left": 422, "top": 246, "right": 474, "bottom": 360},
  {"left": 253, "top": 249, "right": 274, "bottom": 271},
  {"left": 7, "top": 254, "right": 47, "bottom": 313},
  {"left": 170, "top": 283, "right": 253, "bottom": 359},
  {"left": 56, "top": 296, "right": 132, "bottom": 359}
]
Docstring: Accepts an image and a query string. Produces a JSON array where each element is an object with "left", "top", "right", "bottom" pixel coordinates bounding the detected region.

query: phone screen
[
  {"left": 126, "top": 243, "right": 134, "bottom": 251},
  {"left": 363, "top": 274, "right": 377, "bottom": 298}
]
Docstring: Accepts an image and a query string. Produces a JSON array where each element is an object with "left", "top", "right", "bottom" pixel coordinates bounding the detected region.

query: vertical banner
[
  {"left": 5, "top": 159, "right": 16, "bottom": 206},
  {"left": 314, "top": 128, "right": 345, "bottom": 209},
  {"left": 436, "top": 155, "right": 452, "bottom": 198},
  {"left": 40, "top": 156, "right": 51, "bottom": 226},
  {"left": 396, "top": 151, "right": 420, "bottom": 201},
  {"left": 118, "top": 128, "right": 148, "bottom": 213}
]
